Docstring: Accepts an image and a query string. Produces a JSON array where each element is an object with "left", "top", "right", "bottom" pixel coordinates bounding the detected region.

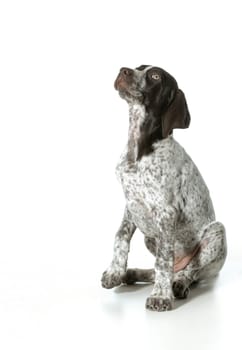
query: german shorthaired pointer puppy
[{"left": 101, "top": 65, "right": 227, "bottom": 311}]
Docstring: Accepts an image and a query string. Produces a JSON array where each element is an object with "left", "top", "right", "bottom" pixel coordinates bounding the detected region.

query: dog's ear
[{"left": 162, "top": 89, "right": 190, "bottom": 138}]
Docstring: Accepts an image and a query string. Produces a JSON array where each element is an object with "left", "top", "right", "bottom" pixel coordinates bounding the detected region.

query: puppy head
[{"left": 114, "top": 65, "right": 190, "bottom": 139}]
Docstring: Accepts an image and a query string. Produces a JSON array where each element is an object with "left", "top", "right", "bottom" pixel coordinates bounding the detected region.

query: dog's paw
[
  {"left": 101, "top": 270, "right": 123, "bottom": 289},
  {"left": 172, "top": 280, "right": 190, "bottom": 299},
  {"left": 145, "top": 296, "right": 173, "bottom": 312}
]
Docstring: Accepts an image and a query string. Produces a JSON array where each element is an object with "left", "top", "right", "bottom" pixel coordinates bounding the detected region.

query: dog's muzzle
[{"left": 114, "top": 67, "right": 134, "bottom": 91}]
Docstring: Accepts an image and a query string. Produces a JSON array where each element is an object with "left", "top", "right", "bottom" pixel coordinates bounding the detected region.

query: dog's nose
[{"left": 120, "top": 67, "right": 133, "bottom": 76}]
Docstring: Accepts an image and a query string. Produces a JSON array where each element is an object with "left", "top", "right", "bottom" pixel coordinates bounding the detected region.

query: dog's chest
[{"left": 116, "top": 151, "right": 162, "bottom": 235}]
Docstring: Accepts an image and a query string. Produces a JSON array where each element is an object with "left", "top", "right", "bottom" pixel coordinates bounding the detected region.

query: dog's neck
[{"left": 127, "top": 103, "right": 146, "bottom": 163}]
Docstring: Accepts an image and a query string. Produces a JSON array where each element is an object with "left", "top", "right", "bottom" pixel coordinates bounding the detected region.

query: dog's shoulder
[{"left": 146, "top": 136, "right": 188, "bottom": 168}]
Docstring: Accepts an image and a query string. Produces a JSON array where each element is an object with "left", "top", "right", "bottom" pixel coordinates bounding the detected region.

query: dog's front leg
[
  {"left": 146, "top": 209, "right": 176, "bottom": 311},
  {"left": 101, "top": 207, "right": 136, "bottom": 289}
]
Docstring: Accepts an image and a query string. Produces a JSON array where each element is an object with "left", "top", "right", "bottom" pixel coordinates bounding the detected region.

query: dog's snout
[
  {"left": 115, "top": 67, "right": 134, "bottom": 91},
  {"left": 120, "top": 67, "right": 133, "bottom": 76}
]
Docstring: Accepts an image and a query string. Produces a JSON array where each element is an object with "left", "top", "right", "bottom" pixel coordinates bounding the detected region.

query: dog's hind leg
[
  {"left": 123, "top": 268, "right": 155, "bottom": 284},
  {"left": 173, "top": 221, "right": 227, "bottom": 299},
  {"left": 122, "top": 237, "right": 156, "bottom": 284}
]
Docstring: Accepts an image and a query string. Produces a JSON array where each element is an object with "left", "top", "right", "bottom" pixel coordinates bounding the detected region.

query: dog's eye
[{"left": 151, "top": 73, "right": 161, "bottom": 80}]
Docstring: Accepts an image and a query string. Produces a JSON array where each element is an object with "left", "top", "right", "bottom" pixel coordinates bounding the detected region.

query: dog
[{"left": 101, "top": 65, "right": 227, "bottom": 311}]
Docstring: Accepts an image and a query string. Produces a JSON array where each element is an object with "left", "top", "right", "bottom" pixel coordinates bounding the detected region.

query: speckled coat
[{"left": 101, "top": 66, "right": 227, "bottom": 312}]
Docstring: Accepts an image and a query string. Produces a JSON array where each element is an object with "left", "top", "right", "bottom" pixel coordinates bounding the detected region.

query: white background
[{"left": 0, "top": 0, "right": 242, "bottom": 349}]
